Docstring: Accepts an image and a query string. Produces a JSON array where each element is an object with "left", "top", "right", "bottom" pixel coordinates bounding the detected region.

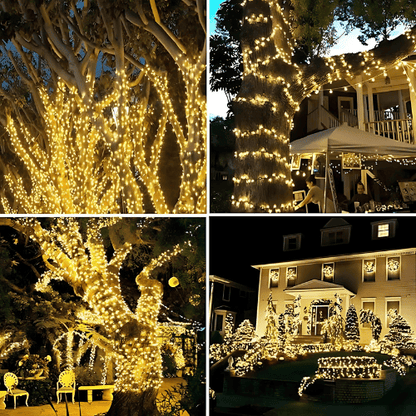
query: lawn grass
[{"left": 251, "top": 350, "right": 390, "bottom": 382}]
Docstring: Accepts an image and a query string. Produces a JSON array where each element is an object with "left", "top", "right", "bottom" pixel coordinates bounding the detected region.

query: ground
[
  {"left": 1, "top": 378, "right": 188, "bottom": 416},
  {"left": 213, "top": 368, "right": 416, "bottom": 416}
]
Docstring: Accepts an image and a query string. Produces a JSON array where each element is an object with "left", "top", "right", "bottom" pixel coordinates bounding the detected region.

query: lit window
[
  {"left": 378, "top": 224, "right": 389, "bottom": 238},
  {"left": 287, "top": 267, "right": 297, "bottom": 287},
  {"left": 269, "top": 269, "right": 279, "bottom": 288}
]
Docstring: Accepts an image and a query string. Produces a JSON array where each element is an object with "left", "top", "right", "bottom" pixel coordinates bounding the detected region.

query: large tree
[
  {"left": 0, "top": 0, "right": 206, "bottom": 214},
  {"left": 0, "top": 217, "right": 205, "bottom": 416},
  {"left": 212, "top": 0, "right": 416, "bottom": 212}
]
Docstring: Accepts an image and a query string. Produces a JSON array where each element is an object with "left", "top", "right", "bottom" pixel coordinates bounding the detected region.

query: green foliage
[
  {"left": 345, "top": 305, "right": 360, "bottom": 343},
  {"left": 16, "top": 353, "right": 51, "bottom": 378},
  {"left": 384, "top": 312, "right": 414, "bottom": 349},
  {"left": 209, "top": 0, "right": 243, "bottom": 101},
  {"left": 18, "top": 378, "right": 53, "bottom": 406},
  {"left": 162, "top": 350, "right": 178, "bottom": 378},
  {"left": 337, "top": 0, "right": 416, "bottom": 45},
  {"left": 291, "top": 0, "right": 340, "bottom": 60},
  {"left": 74, "top": 365, "right": 101, "bottom": 386}
]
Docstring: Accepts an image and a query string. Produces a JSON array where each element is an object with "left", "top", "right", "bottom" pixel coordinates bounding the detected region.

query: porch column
[
  {"left": 356, "top": 76, "right": 365, "bottom": 131},
  {"left": 367, "top": 84, "right": 375, "bottom": 133},
  {"left": 318, "top": 89, "right": 324, "bottom": 130},
  {"left": 398, "top": 90, "right": 406, "bottom": 119},
  {"left": 405, "top": 66, "right": 416, "bottom": 143}
]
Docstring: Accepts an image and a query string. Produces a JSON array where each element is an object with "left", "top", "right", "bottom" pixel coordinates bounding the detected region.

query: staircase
[{"left": 292, "top": 335, "right": 324, "bottom": 344}]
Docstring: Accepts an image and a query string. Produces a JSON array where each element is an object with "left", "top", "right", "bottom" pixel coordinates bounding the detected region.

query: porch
[{"left": 306, "top": 55, "right": 416, "bottom": 145}]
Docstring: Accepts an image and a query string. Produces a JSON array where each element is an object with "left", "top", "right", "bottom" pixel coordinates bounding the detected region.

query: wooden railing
[
  {"left": 342, "top": 109, "right": 414, "bottom": 143},
  {"left": 366, "top": 118, "right": 414, "bottom": 143},
  {"left": 307, "top": 106, "right": 415, "bottom": 143},
  {"left": 340, "top": 109, "right": 358, "bottom": 127}
]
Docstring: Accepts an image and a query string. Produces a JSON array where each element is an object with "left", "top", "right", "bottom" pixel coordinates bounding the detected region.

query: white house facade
[{"left": 253, "top": 217, "right": 416, "bottom": 344}]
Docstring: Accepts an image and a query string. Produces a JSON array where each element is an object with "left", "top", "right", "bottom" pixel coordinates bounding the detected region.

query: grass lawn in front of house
[{"left": 250, "top": 350, "right": 390, "bottom": 382}]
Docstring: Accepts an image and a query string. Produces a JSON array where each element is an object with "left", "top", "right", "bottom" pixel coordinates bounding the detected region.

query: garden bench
[
  {"left": 78, "top": 385, "right": 115, "bottom": 403},
  {"left": 0, "top": 391, "right": 7, "bottom": 409}
]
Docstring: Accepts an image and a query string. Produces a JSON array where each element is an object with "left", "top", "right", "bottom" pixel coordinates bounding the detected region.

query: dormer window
[
  {"left": 371, "top": 219, "right": 397, "bottom": 239},
  {"left": 283, "top": 234, "right": 302, "bottom": 251},
  {"left": 321, "top": 219, "right": 351, "bottom": 246}
]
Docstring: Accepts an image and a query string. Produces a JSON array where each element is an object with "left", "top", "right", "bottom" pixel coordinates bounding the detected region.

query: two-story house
[
  {"left": 209, "top": 275, "right": 257, "bottom": 338},
  {"left": 253, "top": 217, "right": 416, "bottom": 344},
  {"left": 290, "top": 52, "right": 416, "bottom": 207}
]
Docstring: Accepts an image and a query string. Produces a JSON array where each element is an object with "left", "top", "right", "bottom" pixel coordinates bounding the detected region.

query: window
[
  {"left": 378, "top": 224, "right": 389, "bottom": 238},
  {"left": 371, "top": 219, "right": 397, "bottom": 240},
  {"left": 321, "top": 227, "right": 351, "bottom": 246},
  {"left": 387, "top": 256, "right": 400, "bottom": 280},
  {"left": 283, "top": 234, "right": 301, "bottom": 251},
  {"left": 363, "top": 258, "right": 376, "bottom": 282},
  {"left": 386, "top": 298, "right": 401, "bottom": 327},
  {"left": 361, "top": 298, "right": 376, "bottom": 328},
  {"left": 223, "top": 284, "right": 231, "bottom": 301},
  {"left": 286, "top": 267, "right": 297, "bottom": 287},
  {"left": 322, "top": 262, "right": 335, "bottom": 282},
  {"left": 214, "top": 314, "right": 224, "bottom": 332},
  {"left": 269, "top": 269, "right": 279, "bottom": 288}
]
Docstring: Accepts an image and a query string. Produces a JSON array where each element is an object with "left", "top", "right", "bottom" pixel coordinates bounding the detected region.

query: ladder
[{"left": 327, "top": 167, "right": 340, "bottom": 213}]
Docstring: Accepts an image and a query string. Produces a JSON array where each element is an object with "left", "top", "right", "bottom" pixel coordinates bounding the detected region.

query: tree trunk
[
  {"left": 232, "top": 0, "right": 296, "bottom": 212},
  {"left": 232, "top": 0, "right": 416, "bottom": 213},
  {"left": 106, "top": 390, "right": 160, "bottom": 416}
]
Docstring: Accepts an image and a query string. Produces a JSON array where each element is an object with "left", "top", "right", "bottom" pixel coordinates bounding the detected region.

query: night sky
[{"left": 209, "top": 215, "right": 416, "bottom": 290}]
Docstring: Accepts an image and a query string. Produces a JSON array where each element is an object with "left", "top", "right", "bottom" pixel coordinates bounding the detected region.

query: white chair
[
  {"left": 3, "top": 372, "right": 29, "bottom": 409},
  {"left": 56, "top": 370, "right": 76, "bottom": 404}
]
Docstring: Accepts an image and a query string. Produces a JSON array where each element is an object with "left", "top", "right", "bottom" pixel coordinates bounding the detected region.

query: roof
[
  {"left": 290, "top": 124, "right": 416, "bottom": 158},
  {"left": 250, "top": 217, "right": 416, "bottom": 267},
  {"left": 284, "top": 279, "right": 355, "bottom": 298},
  {"left": 209, "top": 275, "right": 255, "bottom": 292},
  {"left": 321, "top": 218, "right": 351, "bottom": 229}
]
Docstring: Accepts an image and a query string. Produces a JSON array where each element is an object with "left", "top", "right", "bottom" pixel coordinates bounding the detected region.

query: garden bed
[{"left": 251, "top": 351, "right": 390, "bottom": 382}]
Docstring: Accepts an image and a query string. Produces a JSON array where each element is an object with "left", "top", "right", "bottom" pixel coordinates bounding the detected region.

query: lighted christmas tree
[
  {"left": 384, "top": 310, "right": 414, "bottom": 349},
  {"left": 345, "top": 305, "right": 360, "bottom": 343},
  {"left": 234, "top": 319, "right": 256, "bottom": 350},
  {"left": 0, "top": 217, "right": 205, "bottom": 416},
  {"left": 0, "top": 0, "right": 206, "bottom": 214}
]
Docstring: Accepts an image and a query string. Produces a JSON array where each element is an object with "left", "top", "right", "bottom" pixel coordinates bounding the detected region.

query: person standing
[
  {"left": 350, "top": 182, "right": 372, "bottom": 212},
  {"left": 294, "top": 175, "right": 335, "bottom": 213}
]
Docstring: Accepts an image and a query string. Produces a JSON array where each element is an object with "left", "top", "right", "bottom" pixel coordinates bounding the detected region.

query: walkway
[{"left": 0, "top": 378, "right": 187, "bottom": 416}]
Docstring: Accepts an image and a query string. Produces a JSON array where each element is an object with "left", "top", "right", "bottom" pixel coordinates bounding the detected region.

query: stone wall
[{"left": 333, "top": 369, "right": 397, "bottom": 403}]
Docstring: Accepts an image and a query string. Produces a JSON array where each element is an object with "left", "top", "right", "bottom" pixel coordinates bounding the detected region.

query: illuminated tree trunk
[
  {"left": 232, "top": 0, "right": 416, "bottom": 212},
  {"left": 0, "top": 218, "right": 183, "bottom": 416}
]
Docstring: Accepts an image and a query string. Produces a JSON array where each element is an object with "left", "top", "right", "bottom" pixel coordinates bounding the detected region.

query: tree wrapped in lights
[
  {"left": 0, "top": 217, "right": 204, "bottom": 416},
  {"left": 0, "top": 0, "right": 206, "bottom": 214},
  {"left": 345, "top": 305, "right": 360, "bottom": 344},
  {"left": 233, "top": 319, "right": 256, "bottom": 350},
  {"left": 383, "top": 310, "right": 414, "bottom": 350},
  {"left": 230, "top": 0, "right": 416, "bottom": 212}
]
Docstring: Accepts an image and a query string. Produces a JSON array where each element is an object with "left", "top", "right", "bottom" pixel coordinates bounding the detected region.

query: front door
[{"left": 312, "top": 305, "right": 329, "bottom": 335}]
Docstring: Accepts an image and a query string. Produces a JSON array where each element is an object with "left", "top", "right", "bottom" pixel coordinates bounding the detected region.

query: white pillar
[
  {"left": 367, "top": 84, "right": 375, "bottom": 133},
  {"left": 356, "top": 76, "right": 365, "bottom": 131}
]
